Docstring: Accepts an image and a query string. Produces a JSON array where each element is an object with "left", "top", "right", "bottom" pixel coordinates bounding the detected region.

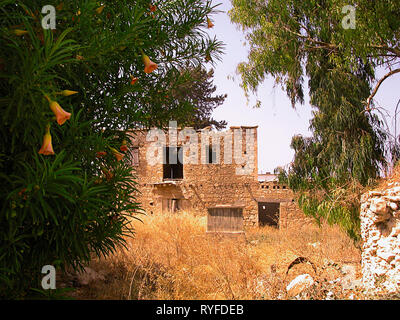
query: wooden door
[{"left": 207, "top": 207, "right": 243, "bottom": 233}]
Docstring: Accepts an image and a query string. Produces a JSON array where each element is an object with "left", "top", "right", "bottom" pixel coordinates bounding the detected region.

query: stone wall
[
  {"left": 280, "top": 201, "right": 315, "bottom": 230},
  {"left": 360, "top": 184, "right": 400, "bottom": 293},
  {"left": 129, "top": 126, "right": 309, "bottom": 229}
]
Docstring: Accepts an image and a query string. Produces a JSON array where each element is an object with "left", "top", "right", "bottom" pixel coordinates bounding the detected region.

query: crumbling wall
[
  {"left": 130, "top": 127, "right": 260, "bottom": 222},
  {"left": 360, "top": 185, "right": 400, "bottom": 294},
  {"left": 280, "top": 201, "right": 314, "bottom": 230},
  {"left": 129, "top": 127, "right": 309, "bottom": 229}
]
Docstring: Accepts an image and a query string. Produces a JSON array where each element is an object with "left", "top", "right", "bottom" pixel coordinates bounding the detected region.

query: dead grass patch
[{"left": 63, "top": 212, "right": 363, "bottom": 300}]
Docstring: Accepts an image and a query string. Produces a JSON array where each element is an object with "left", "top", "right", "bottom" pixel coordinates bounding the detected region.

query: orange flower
[
  {"left": 142, "top": 53, "right": 158, "bottom": 74},
  {"left": 59, "top": 90, "right": 78, "bottom": 96},
  {"left": 149, "top": 4, "right": 157, "bottom": 12},
  {"left": 38, "top": 125, "right": 55, "bottom": 155},
  {"left": 13, "top": 29, "right": 28, "bottom": 36},
  {"left": 101, "top": 167, "right": 114, "bottom": 181},
  {"left": 120, "top": 140, "right": 128, "bottom": 152},
  {"left": 130, "top": 75, "right": 138, "bottom": 85},
  {"left": 205, "top": 52, "right": 211, "bottom": 62},
  {"left": 56, "top": 3, "right": 64, "bottom": 11},
  {"left": 18, "top": 188, "right": 27, "bottom": 200},
  {"left": 110, "top": 147, "right": 124, "bottom": 161},
  {"left": 96, "top": 151, "right": 107, "bottom": 158},
  {"left": 22, "top": 7, "right": 36, "bottom": 19},
  {"left": 207, "top": 17, "right": 214, "bottom": 29},
  {"left": 96, "top": 5, "right": 105, "bottom": 14},
  {"left": 46, "top": 97, "right": 71, "bottom": 125}
]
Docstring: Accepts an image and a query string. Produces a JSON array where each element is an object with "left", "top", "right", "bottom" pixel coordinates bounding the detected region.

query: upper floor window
[
  {"left": 205, "top": 145, "right": 217, "bottom": 164},
  {"left": 163, "top": 147, "right": 183, "bottom": 180}
]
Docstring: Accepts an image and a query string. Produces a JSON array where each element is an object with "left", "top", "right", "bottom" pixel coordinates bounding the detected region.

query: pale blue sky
[{"left": 207, "top": 0, "right": 400, "bottom": 174}]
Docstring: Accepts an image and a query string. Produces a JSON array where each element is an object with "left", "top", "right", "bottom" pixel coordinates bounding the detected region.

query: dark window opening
[
  {"left": 163, "top": 147, "right": 183, "bottom": 180},
  {"left": 205, "top": 145, "right": 217, "bottom": 164},
  {"left": 258, "top": 202, "right": 280, "bottom": 227}
]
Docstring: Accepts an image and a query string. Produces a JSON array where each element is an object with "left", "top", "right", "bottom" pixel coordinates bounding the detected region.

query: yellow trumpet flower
[
  {"left": 110, "top": 147, "right": 124, "bottom": 161},
  {"left": 38, "top": 125, "right": 55, "bottom": 156},
  {"left": 96, "top": 5, "right": 105, "bottom": 14},
  {"left": 207, "top": 17, "right": 214, "bottom": 29},
  {"left": 120, "top": 140, "right": 128, "bottom": 152},
  {"left": 142, "top": 53, "right": 158, "bottom": 74},
  {"left": 45, "top": 95, "right": 71, "bottom": 125},
  {"left": 13, "top": 29, "right": 28, "bottom": 36},
  {"left": 59, "top": 90, "right": 78, "bottom": 96},
  {"left": 130, "top": 75, "right": 138, "bottom": 85}
]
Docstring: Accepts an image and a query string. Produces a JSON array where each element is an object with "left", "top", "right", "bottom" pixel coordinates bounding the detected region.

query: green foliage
[
  {"left": 168, "top": 66, "right": 227, "bottom": 130},
  {"left": 29, "top": 287, "right": 76, "bottom": 300},
  {"left": 230, "top": 0, "right": 395, "bottom": 239},
  {"left": 0, "top": 0, "right": 223, "bottom": 298},
  {"left": 279, "top": 58, "right": 387, "bottom": 240},
  {"left": 229, "top": 0, "right": 400, "bottom": 106}
]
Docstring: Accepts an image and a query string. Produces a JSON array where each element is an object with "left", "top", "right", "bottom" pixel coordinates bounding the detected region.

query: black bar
[{"left": 1, "top": 300, "right": 399, "bottom": 319}]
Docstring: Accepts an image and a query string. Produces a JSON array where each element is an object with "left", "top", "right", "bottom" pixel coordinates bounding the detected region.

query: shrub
[{"left": 0, "top": 0, "right": 222, "bottom": 298}]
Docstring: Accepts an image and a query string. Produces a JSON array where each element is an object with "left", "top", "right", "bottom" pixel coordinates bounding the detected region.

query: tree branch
[
  {"left": 367, "top": 68, "right": 400, "bottom": 111},
  {"left": 371, "top": 45, "right": 400, "bottom": 57},
  {"left": 281, "top": 25, "right": 337, "bottom": 50}
]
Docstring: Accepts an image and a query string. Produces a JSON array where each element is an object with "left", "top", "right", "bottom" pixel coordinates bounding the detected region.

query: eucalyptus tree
[{"left": 229, "top": 0, "right": 399, "bottom": 238}]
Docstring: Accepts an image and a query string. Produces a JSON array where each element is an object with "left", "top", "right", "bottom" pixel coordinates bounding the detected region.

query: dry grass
[
  {"left": 63, "top": 212, "right": 364, "bottom": 300},
  {"left": 376, "top": 162, "right": 400, "bottom": 190}
]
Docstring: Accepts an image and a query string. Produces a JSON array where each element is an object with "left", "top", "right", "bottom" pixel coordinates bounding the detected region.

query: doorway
[{"left": 258, "top": 202, "right": 280, "bottom": 227}]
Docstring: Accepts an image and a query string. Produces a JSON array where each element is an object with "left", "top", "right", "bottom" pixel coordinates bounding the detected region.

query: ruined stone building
[{"left": 128, "top": 125, "right": 310, "bottom": 233}]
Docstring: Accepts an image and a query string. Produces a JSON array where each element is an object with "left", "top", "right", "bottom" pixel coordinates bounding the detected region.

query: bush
[{"left": 0, "top": 0, "right": 222, "bottom": 298}]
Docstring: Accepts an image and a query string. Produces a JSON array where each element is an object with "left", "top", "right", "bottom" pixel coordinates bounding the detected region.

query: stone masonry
[
  {"left": 360, "top": 184, "right": 400, "bottom": 293},
  {"left": 129, "top": 125, "right": 311, "bottom": 230}
]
